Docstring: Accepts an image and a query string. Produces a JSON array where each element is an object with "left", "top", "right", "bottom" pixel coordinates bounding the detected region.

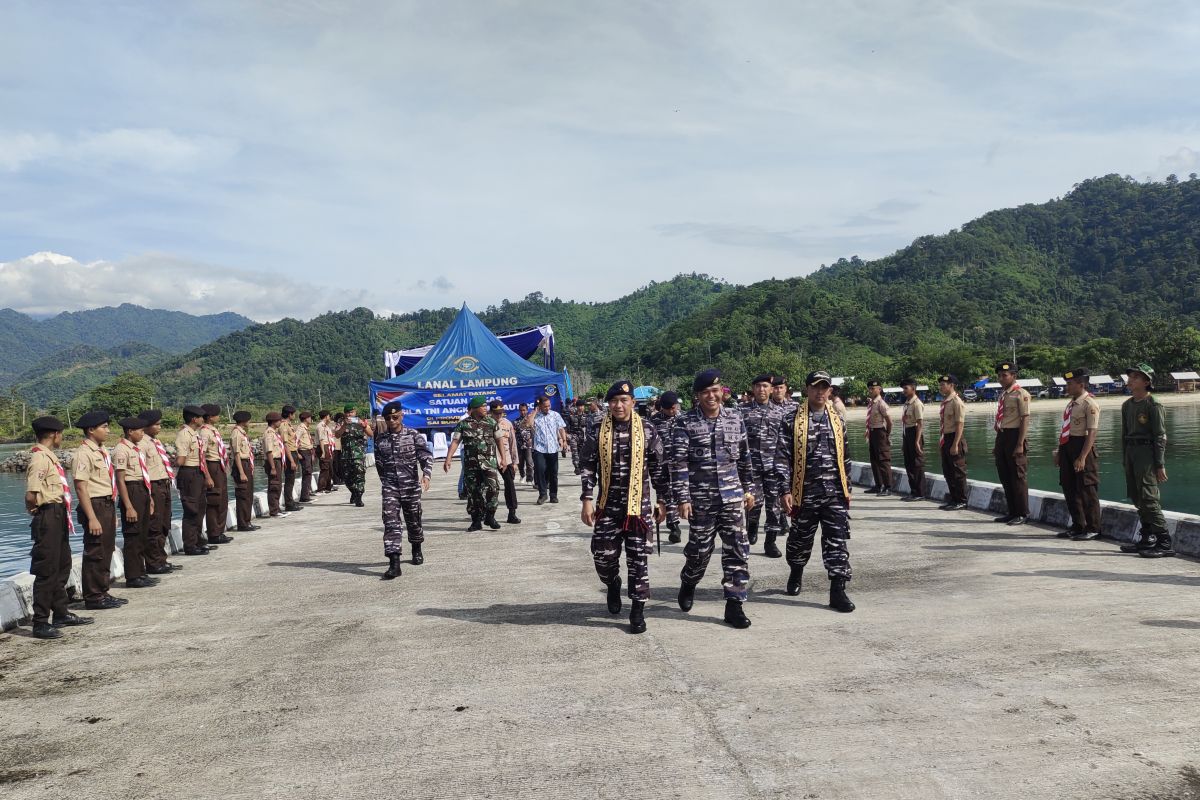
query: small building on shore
[{"left": 1170, "top": 371, "right": 1199, "bottom": 393}]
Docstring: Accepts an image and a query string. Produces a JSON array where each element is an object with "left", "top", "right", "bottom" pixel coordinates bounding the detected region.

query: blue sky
[{"left": 1, "top": 1, "right": 1197, "bottom": 320}]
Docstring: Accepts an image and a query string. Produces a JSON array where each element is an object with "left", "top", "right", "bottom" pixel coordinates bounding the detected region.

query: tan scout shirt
[
  {"left": 296, "top": 422, "right": 313, "bottom": 450},
  {"left": 495, "top": 417, "right": 518, "bottom": 469},
  {"left": 866, "top": 397, "right": 891, "bottom": 430},
  {"left": 280, "top": 420, "right": 298, "bottom": 453},
  {"left": 263, "top": 426, "right": 284, "bottom": 458},
  {"left": 174, "top": 426, "right": 204, "bottom": 467},
  {"left": 27, "top": 447, "right": 65, "bottom": 505},
  {"left": 73, "top": 439, "right": 115, "bottom": 500},
  {"left": 1066, "top": 394, "right": 1101, "bottom": 436},
  {"left": 902, "top": 397, "right": 925, "bottom": 428},
  {"left": 140, "top": 436, "right": 169, "bottom": 480},
  {"left": 232, "top": 427, "right": 253, "bottom": 459},
  {"left": 112, "top": 439, "right": 146, "bottom": 483},
  {"left": 998, "top": 385, "right": 1031, "bottom": 429},
  {"left": 940, "top": 394, "right": 966, "bottom": 435},
  {"left": 200, "top": 423, "right": 225, "bottom": 463}
]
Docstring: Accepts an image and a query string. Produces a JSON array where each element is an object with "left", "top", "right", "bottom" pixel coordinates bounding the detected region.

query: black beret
[
  {"left": 282, "top": 405, "right": 296, "bottom": 415},
  {"left": 265, "top": 411, "right": 282, "bottom": 422},
  {"left": 1062, "top": 369, "right": 1088, "bottom": 382},
  {"left": 31, "top": 415, "right": 64, "bottom": 434},
  {"left": 201, "top": 403, "right": 221, "bottom": 417},
  {"left": 119, "top": 416, "right": 147, "bottom": 431},
  {"left": 938, "top": 374, "right": 957, "bottom": 384},
  {"left": 805, "top": 370, "right": 832, "bottom": 386},
  {"left": 182, "top": 405, "right": 205, "bottom": 420},
  {"left": 659, "top": 391, "right": 680, "bottom": 408},
  {"left": 693, "top": 369, "right": 721, "bottom": 394},
  {"left": 605, "top": 380, "right": 633, "bottom": 402},
  {"left": 752, "top": 373, "right": 774, "bottom": 386},
  {"left": 76, "top": 410, "right": 110, "bottom": 430},
  {"left": 771, "top": 375, "right": 788, "bottom": 387},
  {"left": 488, "top": 400, "right": 505, "bottom": 411},
  {"left": 318, "top": 409, "right": 331, "bottom": 418},
  {"left": 867, "top": 380, "right": 882, "bottom": 388},
  {"left": 233, "top": 410, "right": 252, "bottom": 423},
  {"left": 138, "top": 409, "right": 163, "bottom": 424},
  {"left": 996, "top": 362, "right": 1017, "bottom": 373},
  {"left": 381, "top": 401, "right": 404, "bottom": 416},
  {"left": 899, "top": 378, "right": 916, "bottom": 387}
]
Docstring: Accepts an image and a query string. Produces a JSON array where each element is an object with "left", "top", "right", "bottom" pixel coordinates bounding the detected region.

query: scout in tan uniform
[
  {"left": 937, "top": 375, "right": 969, "bottom": 510},
  {"left": 113, "top": 416, "right": 158, "bottom": 589},
  {"left": 73, "top": 410, "right": 123, "bottom": 609},
  {"left": 297, "top": 411, "right": 315, "bottom": 502},
  {"left": 899, "top": 378, "right": 926, "bottom": 500},
  {"left": 201, "top": 404, "right": 233, "bottom": 545},
  {"left": 864, "top": 380, "right": 893, "bottom": 496},
  {"left": 992, "top": 362, "right": 1031, "bottom": 525},
  {"left": 263, "top": 411, "right": 289, "bottom": 517},
  {"left": 138, "top": 409, "right": 180, "bottom": 573},
  {"left": 231, "top": 410, "right": 260, "bottom": 531},
  {"left": 331, "top": 412, "right": 345, "bottom": 486},
  {"left": 316, "top": 410, "right": 335, "bottom": 492},
  {"left": 25, "top": 416, "right": 93, "bottom": 638},
  {"left": 175, "top": 405, "right": 213, "bottom": 555},
  {"left": 1054, "top": 369, "right": 1101, "bottom": 540},
  {"left": 279, "top": 405, "right": 303, "bottom": 511}
]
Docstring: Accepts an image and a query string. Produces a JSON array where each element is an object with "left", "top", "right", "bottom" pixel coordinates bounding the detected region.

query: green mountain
[{"left": 10, "top": 342, "right": 172, "bottom": 407}]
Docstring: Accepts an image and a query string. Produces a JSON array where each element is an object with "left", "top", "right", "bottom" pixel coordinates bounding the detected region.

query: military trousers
[
  {"left": 568, "top": 434, "right": 581, "bottom": 473},
  {"left": 680, "top": 499, "right": 750, "bottom": 602},
  {"left": 299, "top": 448, "right": 314, "bottom": 501},
  {"left": 592, "top": 507, "right": 652, "bottom": 601},
  {"left": 146, "top": 479, "right": 172, "bottom": 569},
  {"left": 342, "top": 451, "right": 366, "bottom": 496},
  {"left": 204, "top": 461, "right": 228, "bottom": 540},
  {"left": 1059, "top": 436, "right": 1100, "bottom": 533},
  {"left": 232, "top": 458, "right": 254, "bottom": 529},
  {"left": 1123, "top": 445, "right": 1168, "bottom": 541},
  {"left": 868, "top": 428, "right": 892, "bottom": 489},
  {"left": 120, "top": 481, "right": 150, "bottom": 580},
  {"left": 266, "top": 458, "right": 283, "bottom": 515},
  {"left": 464, "top": 464, "right": 500, "bottom": 519},
  {"left": 748, "top": 491, "right": 787, "bottom": 538},
  {"left": 381, "top": 482, "right": 423, "bottom": 556},
  {"left": 940, "top": 438, "right": 969, "bottom": 504},
  {"left": 79, "top": 496, "right": 116, "bottom": 602},
  {"left": 787, "top": 490, "right": 852, "bottom": 580},
  {"left": 176, "top": 466, "right": 206, "bottom": 549},
  {"left": 29, "top": 503, "right": 71, "bottom": 624},
  {"left": 902, "top": 426, "right": 926, "bottom": 497}
]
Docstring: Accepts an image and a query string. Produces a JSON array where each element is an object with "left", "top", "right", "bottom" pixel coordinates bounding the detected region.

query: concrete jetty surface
[{"left": 2, "top": 468, "right": 1198, "bottom": 799}]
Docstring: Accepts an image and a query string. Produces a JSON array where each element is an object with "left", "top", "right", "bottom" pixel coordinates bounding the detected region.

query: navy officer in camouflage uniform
[
  {"left": 648, "top": 391, "right": 683, "bottom": 542},
  {"left": 774, "top": 370, "right": 855, "bottom": 613},
  {"left": 372, "top": 400, "right": 433, "bottom": 579},
  {"left": 671, "top": 369, "right": 758, "bottom": 629},
  {"left": 444, "top": 396, "right": 502, "bottom": 531},
  {"left": 580, "top": 381, "right": 670, "bottom": 634},
  {"left": 741, "top": 373, "right": 785, "bottom": 558}
]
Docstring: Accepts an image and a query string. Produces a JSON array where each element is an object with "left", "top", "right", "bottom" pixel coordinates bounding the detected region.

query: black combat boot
[
  {"left": 506, "top": 511, "right": 521, "bottom": 524},
  {"left": 32, "top": 621, "right": 63, "bottom": 639},
  {"left": 746, "top": 517, "right": 759, "bottom": 545},
  {"left": 411, "top": 543, "right": 424, "bottom": 565},
  {"left": 1142, "top": 533, "right": 1176, "bottom": 558},
  {"left": 829, "top": 577, "right": 855, "bottom": 613},
  {"left": 382, "top": 554, "right": 402, "bottom": 580},
  {"left": 485, "top": 513, "right": 502, "bottom": 530},
  {"left": 629, "top": 600, "right": 646, "bottom": 635},
  {"left": 1120, "top": 532, "right": 1155, "bottom": 554},
  {"left": 667, "top": 523, "right": 681, "bottom": 544},
  {"left": 354, "top": 493, "right": 365, "bottom": 508},
  {"left": 723, "top": 599, "right": 751, "bottom": 629},
  {"left": 677, "top": 581, "right": 696, "bottom": 612},
  {"left": 467, "top": 516, "right": 483, "bottom": 532},
  {"left": 607, "top": 577, "right": 622, "bottom": 614},
  {"left": 786, "top": 566, "right": 804, "bottom": 596},
  {"left": 763, "top": 533, "right": 782, "bottom": 558}
]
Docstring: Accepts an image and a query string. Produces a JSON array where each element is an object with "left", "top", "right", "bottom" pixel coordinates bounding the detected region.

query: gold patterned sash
[
  {"left": 791, "top": 400, "right": 850, "bottom": 504},
  {"left": 598, "top": 415, "right": 645, "bottom": 526}
]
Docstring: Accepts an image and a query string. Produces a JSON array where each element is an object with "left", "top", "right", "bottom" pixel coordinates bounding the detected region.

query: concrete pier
[{"left": 1, "top": 466, "right": 1198, "bottom": 799}]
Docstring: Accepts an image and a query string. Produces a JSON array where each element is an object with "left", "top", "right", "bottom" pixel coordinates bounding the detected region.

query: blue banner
[{"left": 370, "top": 381, "right": 565, "bottom": 428}]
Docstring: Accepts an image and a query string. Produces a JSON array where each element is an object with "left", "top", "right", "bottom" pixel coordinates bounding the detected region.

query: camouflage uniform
[
  {"left": 340, "top": 419, "right": 368, "bottom": 498},
  {"left": 566, "top": 408, "right": 583, "bottom": 473},
  {"left": 670, "top": 407, "right": 757, "bottom": 601},
  {"left": 374, "top": 425, "right": 433, "bottom": 557},
  {"left": 741, "top": 400, "right": 785, "bottom": 540},
  {"left": 774, "top": 404, "right": 852, "bottom": 580},
  {"left": 453, "top": 415, "right": 501, "bottom": 519},
  {"left": 648, "top": 410, "right": 680, "bottom": 527},
  {"left": 515, "top": 413, "right": 535, "bottom": 481},
  {"left": 580, "top": 416, "right": 670, "bottom": 601}
]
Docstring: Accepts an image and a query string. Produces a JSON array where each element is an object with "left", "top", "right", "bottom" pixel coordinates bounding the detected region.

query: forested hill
[
  {"left": 607, "top": 175, "right": 1200, "bottom": 390},
  {"left": 148, "top": 274, "right": 728, "bottom": 405}
]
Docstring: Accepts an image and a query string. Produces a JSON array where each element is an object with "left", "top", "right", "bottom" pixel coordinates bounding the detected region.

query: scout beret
[
  {"left": 343, "top": 403, "right": 356, "bottom": 412},
  {"left": 201, "top": 403, "right": 221, "bottom": 417},
  {"left": 119, "top": 416, "right": 147, "bottom": 431},
  {"left": 605, "top": 380, "right": 633, "bottom": 402},
  {"left": 233, "top": 410, "right": 252, "bottom": 423},
  {"left": 899, "top": 378, "right": 916, "bottom": 387},
  {"left": 468, "top": 396, "right": 488, "bottom": 409},
  {"left": 659, "top": 391, "right": 679, "bottom": 408},
  {"left": 996, "top": 362, "right": 1017, "bottom": 373},
  {"left": 1062, "top": 369, "right": 1088, "bottom": 382},
  {"left": 1128, "top": 363, "right": 1155, "bottom": 382},
  {"left": 265, "top": 411, "right": 282, "bottom": 422},
  {"left": 805, "top": 370, "right": 832, "bottom": 386},
  {"left": 771, "top": 375, "right": 788, "bottom": 387},
  {"left": 77, "top": 410, "right": 110, "bottom": 430},
  {"left": 282, "top": 405, "right": 296, "bottom": 415},
  {"left": 381, "top": 401, "right": 403, "bottom": 416},
  {"left": 867, "top": 380, "right": 882, "bottom": 388},
  {"left": 692, "top": 369, "right": 721, "bottom": 394},
  {"left": 752, "top": 373, "right": 774, "bottom": 386},
  {"left": 182, "top": 405, "right": 205, "bottom": 420},
  {"left": 938, "top": 374, "right": 957, "bottom": 384},
  {"left": 139, "top": 409, "right": 163, "bottom": 424},
  {"left": 31, "top": 415, "right": 64, "bottom": 434}
]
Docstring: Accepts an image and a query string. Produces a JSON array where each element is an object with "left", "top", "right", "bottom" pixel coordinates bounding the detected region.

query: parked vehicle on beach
[{"left": 963, "top": 389, "right": 979, "bottom": 402}]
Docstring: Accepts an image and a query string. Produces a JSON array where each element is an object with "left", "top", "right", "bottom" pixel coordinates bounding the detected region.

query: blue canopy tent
[
  {"left": 384, "top": 324, "right": 555, "bottom": 377},
  {"left": 632, "top": 385, "right": 659, "bottom": 401},
  {"left": 369, "top": 304, "right": 571, "bottom": 428}
]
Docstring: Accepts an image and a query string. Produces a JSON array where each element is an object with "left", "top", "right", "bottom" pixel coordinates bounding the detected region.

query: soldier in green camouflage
[
  {"left": 336, "top": 403, "right": 369, "bottom": 507},
  {"left": 1119, "top": 364, "right": 1174, "bottom": 557},
  {"left": 444, "top": 396, "right": 502, "bottom": 531}
]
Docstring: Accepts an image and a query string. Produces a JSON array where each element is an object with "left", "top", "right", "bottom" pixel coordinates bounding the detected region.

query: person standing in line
[
  {"left": 296, "top": 411, "right": 316, "bottom": 503},
  {"left": 648, "top": 392, "right": 683, "bottom": 543},
  {"left": 864, "top": 380, "right": 893, "bottom": 496},
  {"left": 899, "top": 378, "right": 926, "bottom": 501},
  {"left": 937, "top": 375, "right": 969, "bottom": 511},
  {"left": 371, "top": 401, "right": 433, "bottom": 578},
  {"left": 530, "top": 395, "right": 568, "bottom": 504},
  {"left": 993, "top": 362, "right": 1031, "bottom": 525},
  {"left": 316, "top": 410, "right": 336, "bottom": 493},
  {"left": 112, "top": 416, "right": 158, "bottom": 590},
  {"left": 490, "top": 400, "right": 522, "bottom": 524},
  {"left": 741, "top": 374, "right": 784, "bottom": 558},
  {"left": 1118, "top": 364, "right": 1174, "bottom": 557},
  {"left": 771, "top": 375, "right": 797, "bottom": 413},
  {"left": 1053, "top": 369, "right": 1101, "bottom": 541},
  {"left": 279, "top": 406, "right": 303, "bottom": 512},
  {"left": 336, "top": 404, "right": 369, "bottom": 507},
  {"left": 230, "top": 411, "right": 259, "bottom": 532},
  {"left": 262, "top": 411, "right": 288, "bottom": 518},
  {"left": 515, "top": 403, "right": 535, "bottom": 484},
  {"left": 201, "top": 404, "right": 233, "bottom": 545},
  {"left": 138, "top": 409, "right": 179, "bottom": 574},
  {"left": 176, "top": 405, "right": 213, "bottom": 555},
  {"left": 331, "top": 412, "right": 345, "bottom": 487},
  {"left": 443, "top": 396, "right": 502, "bottom": 531},
  {"left": 74, "top": 411, "right": 124, "bottom": 608},
  {"left": 25, "top": 416, "right": 93, "bottom": 638},
  {"left": 830, "top": 385, "right": 849, "bottom": 422}
]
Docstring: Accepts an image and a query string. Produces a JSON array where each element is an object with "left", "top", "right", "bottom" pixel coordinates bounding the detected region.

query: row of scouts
[
  {"left": 859, "top": 362, "right": 1174, "bottom": 557},
  {"left": 20, "top": 403, "right": 371, "bottom": 640}
]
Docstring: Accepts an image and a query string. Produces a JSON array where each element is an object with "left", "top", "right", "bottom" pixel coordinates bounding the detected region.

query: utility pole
[{"left": 1010, "top": 338, "right": 1016, "bottom": 364}]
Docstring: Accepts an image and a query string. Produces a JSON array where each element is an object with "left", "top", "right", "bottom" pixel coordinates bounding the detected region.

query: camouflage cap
[{"left": 1128, "top": 363, "right": 1154, "bottom": 383}]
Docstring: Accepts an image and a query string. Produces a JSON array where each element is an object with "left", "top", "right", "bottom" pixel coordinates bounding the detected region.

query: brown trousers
[
  {"left": 205, "top": 461, "right": 228, "bottom": 539},
  {"left": 284, "top": 453, "right": 298, "bottom": 507},
  {"left": 232, "top": 458, "right": 254, "bottom": 529},
  {"left": 177, "top": 466, "right": 206, "bottom": 549},
  {"left": 267, "top": 457, "right": 283, "bottom": 515},
  {"left": 1059, "top": 436, "right": 1101, "bottom": 533},
  {"left": 902, "top": 426, "right": 926, "bottom": 497},
  {"left": 299, "top": 448, "right": 314, "bottom": 501},
  {"left": 120, "top": 481, "right": 150, "bottom": 580},
  {"left": 994, "top": 429, "right": 1029, "bottom": 517},
  {"left": 80, "top": 496, "right": 116, "bottom": 602},
  {"left": 940, "top": 438, "right": 969, "bottom": 504},
  {"left": 146, "top": 479, "right": 172, "bottom": 568},
  {"left": 30, "top": 503, "right": 71, "bottom": 624},
  {"left": 318, "top": 449, "right": 333, "bottom": 492},
  {"left": 868, "top": 427, "right": 892, "bottom": 489}
]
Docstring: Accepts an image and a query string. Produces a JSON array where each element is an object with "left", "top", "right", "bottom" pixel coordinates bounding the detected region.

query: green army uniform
[
  {"left": 1119, "top": 364, "right": 1173, "bottom": 557},
  {"left": 341, "top": 406, "right": 368, "bottom": 506},
  {"left": 453, "top": 413, "right": 501, "bottom": 529}
]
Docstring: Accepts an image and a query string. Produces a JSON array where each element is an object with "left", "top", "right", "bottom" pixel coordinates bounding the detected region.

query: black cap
[
  {"left": 299, "top": 411, "right": 312, "bottom": 420},
  {"left": 119, "top": 416, "right": 146, "bottom": 431},
  {"left": 867, "top": 380, "right": 882, "bottom": 388},
  {"left": 201, "top": 403, "right": 221, "bottom": 417},
  {"left": 752, "top": 373, "right": 774, "bottom": 386},
  {"left": 693, "top": 369, "right": 721, "bottom": 394},
  {"left": 488, "top": 400, "right": 505, "bottom": 411},
  {"left": 77, "top": 410, "right": 110, "bottom": 430},
  {"left": 659, "top": 391, "right": 680, "bottom": 409},
  {"left": 938, "top": 374, "right": 957, "bottom": 384},
  {"left": 605, "top": 380, "right": 634, "bottom": 402},
  {"left": 265, "top": 411, "right": 282, "bottom": 423},
  {"left": 1062, "top": 369, "right": 1088, "bottom": 382},
  {"left": 32, "top": 415, "right": 64, "bottom": 435},
  {"left": 996, "top": 362, "right": 1017, "bottom": 373},
  {"left": 182, "top": 405, "right": 205, "bottom": 421},
  {"left": 899, "top": 378, "right": 916, "bottom": 387},
  {"left": 282, "top": 405, "right": 296, "bottom": 416},
  {"left": 139, "top": 409, "right": 163, "bottom": 424},
  {"left": 233, "top": 410, "right": 252, "bottom": 423},
  {"left": 381, "top": 401, "right": 403, "bottom": 416},
  {"left": 805, "top": 370, "right": 832, "bottom": 387},
  {"left": 771, "top": 375, "right": 788, "bottom": 387}
]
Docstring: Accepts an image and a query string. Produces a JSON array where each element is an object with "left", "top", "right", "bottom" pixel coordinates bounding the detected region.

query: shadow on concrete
[
  {"left": 892, "top": 528, "right": 1049, "bottom": 541},
  {"left": 923, "top": 544, "right": 1126, "bottom": 557},
  {"left": 994, "top": 569, "right": 1200, "bottom": 587},
  {"left": 415, "top": 602, "right": 629, "bottom": 629},
  {"left": 266, "top": 560, "right": 384, "bottom": 578},
  {"left": 1140, "top": 619, "right": 1200, "bottom": 629}
]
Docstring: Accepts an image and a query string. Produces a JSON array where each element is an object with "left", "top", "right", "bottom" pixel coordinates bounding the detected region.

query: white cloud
[{"left": 0, "top": 128, "right": 239, "bottom": 173}]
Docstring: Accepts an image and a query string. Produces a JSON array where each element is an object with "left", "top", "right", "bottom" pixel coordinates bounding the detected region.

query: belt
[
  {"left": 92, "top": 496, "right": 114, "bottom": 505},
  {"left": 1125, "top": 437, "right": 1155, "bottom": 445},
  {"left": 36, "top": 501, "right": 64, "bottom": 511},
  {"left": 151, "top": 478, "right": 171, "bottom": 484}
]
